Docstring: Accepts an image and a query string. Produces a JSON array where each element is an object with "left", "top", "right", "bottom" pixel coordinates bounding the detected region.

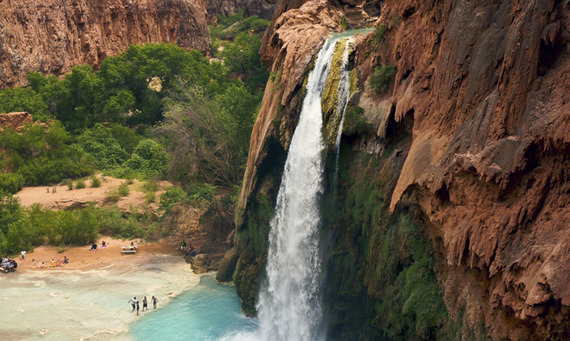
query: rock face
[
  {"left": 235, "top": 0, "right": 570, "bottom": 339},
  {"left": 0, "top": 112, "right": 33, "bottom": 130},
  {"left": 206, "top": 0, "right": 277, "bottom": 22},
  {"left": 0, "top": 0, "right": 211, "bottom": 88}
]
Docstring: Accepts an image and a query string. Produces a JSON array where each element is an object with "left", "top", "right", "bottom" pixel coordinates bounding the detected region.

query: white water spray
[{"left": 255, "top": 37, "right": 342, "bottom": 341}]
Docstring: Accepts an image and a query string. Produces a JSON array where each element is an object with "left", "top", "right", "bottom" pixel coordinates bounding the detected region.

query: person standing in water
[
  {"left": 136, "top": 300, "right": 140, "bottom": 316},
  {"left": 129, "top": 297, "right": 136, "bottom": 312},
  {"left": 152, "top": 296, "right": 158, "bottom": 309},
  {"left": 142, "top": 296, "right": 148, "bottom": 311}
]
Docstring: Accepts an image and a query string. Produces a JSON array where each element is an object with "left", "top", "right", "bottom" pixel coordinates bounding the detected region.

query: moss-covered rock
[
  {"left": 322, "top": 140, "right": 450, "bottom": 340},
  {"left": 322, "top": 39, "right": 349, "bottom": 146},
  {"left": 216, "top": 248, "right": 239, "bottom": 283}
]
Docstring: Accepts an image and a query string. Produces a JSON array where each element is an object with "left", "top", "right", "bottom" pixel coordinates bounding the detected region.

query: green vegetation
[
  {"left": 0, "top": 173, "right": 24, "bottom": 194},
  {"left": 372, "top": 24, "right": 387, "bottom": 45},
  {"left": 342, "top": 103, "right": 374, "bottom": 136},
  {"left": 340, "top": 16, "right": 348, "bottom": 30},
  {"left": 0, "top": 121, "right": 93, "bottom": 186},
  {"left": 76, "top": 179, "right": 86, "bottom": 189},
  {"left": 90, "top": 175, "right": 101, "bottom": 188},
  {"left": 322, "top": 146, "right": 449, "bottom": 340},
  {"left": 0, "top": 12, "right": 269, "bottom": 256},
  {"left": 369, "top": 64, "right": 396, "bottom": 93},
  {"left": 0, "top": 191, "right": 161, "bottom": 255},
  {"left": 321, "top": 39, "right": 349, "bottom": 144},
  {"left": 210, "top": 11, "right": 270, "bottom": 93}
]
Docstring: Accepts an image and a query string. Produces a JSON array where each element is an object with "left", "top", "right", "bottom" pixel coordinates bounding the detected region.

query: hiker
[
  {"left": 152, "top": 296, "right": 158, "bottom": 309},
  {"left": 142, "top": 296, "right": 148, "bottom": 311},
  {"left": 129, "top": 297, "right": 137, "bottom": 312},
  {"left": 180, "top": 239, "right": 186, "bottom": 250}
]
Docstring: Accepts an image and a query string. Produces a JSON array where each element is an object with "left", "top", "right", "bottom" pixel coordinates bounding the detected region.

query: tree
[
  {"left": 157, "top": 85, "right": 233, "bottom": 187},
  {"left": 0, "top": 87, "right": 48, "bottom": 119}
]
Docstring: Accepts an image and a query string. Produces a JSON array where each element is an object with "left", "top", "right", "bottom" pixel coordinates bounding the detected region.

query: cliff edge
[
  {"left": 0, "top": 0, "right": 211, "bottom": 88},
  {"left": 235, "top": 0, "right": 570, "bottom": 339}
]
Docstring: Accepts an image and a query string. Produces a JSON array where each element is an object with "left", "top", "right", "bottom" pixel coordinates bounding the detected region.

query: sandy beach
[
  {"left": 1, "top": 237, "right": 200, "bottom": 341},
  {"left": 17, "top": 236, "right": 180, "bottom": 273}
]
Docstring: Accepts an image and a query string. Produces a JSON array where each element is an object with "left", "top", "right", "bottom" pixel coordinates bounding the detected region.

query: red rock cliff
[
  {"left": 239, "top": 0, "right": 570, "bottom": 338},
  {"left": 0, "top": 0, "right": 211, "bottom": 88}
]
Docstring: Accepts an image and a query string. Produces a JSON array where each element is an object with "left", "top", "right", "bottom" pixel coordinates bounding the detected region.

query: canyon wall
[
  {"left": 232, "top": 0, "right": 570, "bottom": 339},
  {"left": 0, "top": 0, "right": 212, "bottom": 88}
]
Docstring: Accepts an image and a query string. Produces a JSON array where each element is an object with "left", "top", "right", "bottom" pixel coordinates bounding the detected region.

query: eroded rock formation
[
  {"left": 235, "top": 0, "right": 570, "bottom": 339},
  {"left": 0, "top": 112, "right": 33, "bottom": 130},
  {"left": 206, "top": 0, "right": 277, "bottom": 22},
  {"left": 0, "top": 0, "right": 211, "bottom": 88}
]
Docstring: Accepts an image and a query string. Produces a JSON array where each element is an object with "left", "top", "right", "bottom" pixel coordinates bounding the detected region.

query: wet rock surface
[{"left": 238, "top": 0, "right": 570, "bottom": 339}]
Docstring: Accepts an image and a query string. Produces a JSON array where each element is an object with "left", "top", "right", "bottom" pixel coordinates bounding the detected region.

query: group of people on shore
[
  {"left": 2, "top": 257, "right": 18, "bottom": 271},
  {"left": 179, "top": 239, "right": 196, "bottom": 257},
  {"left": 129, "top": 296, "right": 159, "bottom": 316},
  {"left": 89, "top": 240, "right": 109, "bottom": 251},
  {"left": 36, "top": 255, "right": 69, "bottom": 269}
]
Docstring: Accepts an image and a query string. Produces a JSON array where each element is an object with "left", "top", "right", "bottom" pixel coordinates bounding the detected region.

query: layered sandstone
[
  {"left": 0, "top": 112, "right": 32, "bottom": 130},
  {"left": 206, "top": 0, "right": 277, "bottom": 22},
  {"left": 238, "top": 0, "right": 570, "bottom": 339},
  {"left": 355, "top": 1, "right": 570, "bottom": 339},
  {"left": 0, "top": 0, "right": 211, "bottom": 88}
]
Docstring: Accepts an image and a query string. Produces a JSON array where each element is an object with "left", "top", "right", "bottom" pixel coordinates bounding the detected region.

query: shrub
[
  {"left": 124, "top": 139, "right": 169, "bottom": 179},
  {"left": 65, "top": 179, "right": 73, "bottom": 190},
  {"left": 76, "top": 179, "right": 86, "bottom": 189},
  {"left": 0, "top": 173, "right": 24, "bottom": 194},
  {"left": 117, "top": 182, "right": 130, "bottom": 197},
  {"left": 78, "top": 124, "right": 127, "bottom": 170},
  {"left": 141, "top": 179, "right": 158, "bottom": 203},
  {"left": 340, "top": 16, "right": 348, "bottom": 30},
  {"left": 90, "top": 175, "right": 101, "bottom": 188},
  {"left": 159, "top": 187, "right": 187, "bottom": 213},
  {"left": 373, "top": 24, "right": 387, "bottom": 44},
  {"left": 369, "top": 64, "right": 396, "bottom": 93}
]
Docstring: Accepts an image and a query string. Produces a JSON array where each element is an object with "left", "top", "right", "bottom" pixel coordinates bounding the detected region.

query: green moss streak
[
  {"left": 321, "top": 39, "right": 348, "bottom": 144},
  {"left": 323, "top": 145, "right": 451, "bottom": 340}
]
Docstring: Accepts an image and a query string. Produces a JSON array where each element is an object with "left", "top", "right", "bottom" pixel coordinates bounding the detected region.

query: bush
[
  {"left": 78, "top": 124, "right": 127, "bottom": 170},
  {"left": 124, "top": 139, "right": 169, "bottom": 179},
  {"left": 117, "top": 182, "right": 130, "bottom": 197},
  {"left": 141, "top": 179, "right": 158, "bottom": 203},
  {"left": 159, "top": 187, "right": 187, "bottom": 213},
  {"left": 0, "top": 173, "right": 24, "bottom": 194},
  {"left": 369, "top": 64, "right": 396, "bottom": 93},
  {"left": 65, "top": 179, "right": 73, "bottom": 190},
  {"left": 90, "top": 175, "right": 101, "bottom": 188},
  {"left": 76, "top": 179, "right": 86, "bottom": 189}
]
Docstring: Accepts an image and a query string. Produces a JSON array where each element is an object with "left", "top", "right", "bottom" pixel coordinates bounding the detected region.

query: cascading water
[{"left": 255, "top": 37, "right": 342, "bottom": 341}]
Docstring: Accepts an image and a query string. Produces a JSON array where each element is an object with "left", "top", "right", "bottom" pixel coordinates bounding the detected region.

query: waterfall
[{"left": 256, "top": 37, "right": 342, "bottom": 341}]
